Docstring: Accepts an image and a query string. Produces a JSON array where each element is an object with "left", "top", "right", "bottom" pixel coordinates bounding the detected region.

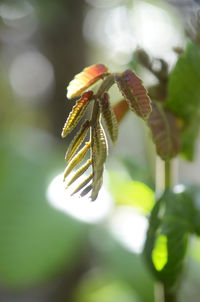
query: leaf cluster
[{"left": 62, "top": 64, "right": 151, "bottom": 200}]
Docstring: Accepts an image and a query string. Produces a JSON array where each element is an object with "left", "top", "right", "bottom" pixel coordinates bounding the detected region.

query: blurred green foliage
[
  {"left": 109, "top": 170, "right": 155, "bottom": 214},
  {"left": 166, "top": 42, "right": 200, "bottom": 160},
  {"left": 0, "top": 131, "right": 89, "bottom": 288}
]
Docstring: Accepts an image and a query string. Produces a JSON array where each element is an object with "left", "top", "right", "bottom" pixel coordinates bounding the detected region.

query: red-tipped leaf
[
  {"left": 67, "top": 64, "right": 108, "bottom": 99},
  {"left": 114, "top": 69, "right": 151, "bottom": 120}
]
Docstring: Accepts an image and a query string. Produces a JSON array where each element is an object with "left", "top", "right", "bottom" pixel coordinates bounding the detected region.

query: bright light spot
[
  {"left": 85, "top": 0, "right": 122, "bottom": 8},
  {"left": 83, "top": 6, "right": 136, "bottom": 64},
  {"left": 104, "top": 6, "right": 136, "bottom": 54},
  {"left": 10, "top": 51, "right": 54, "bottom": 101},
  {"left": 0, "top": 1, "right": 33, "bottom": 21},
  {"left": 46, "top": 172, "right": 113, "bottom": 224},
  {"left": 131, "top": 2, "right": 184, "bottom": 65},
  {"left": 173, "top": 184, "right": 185, "bottom": 194},
  {"left": 84, "top": 1, "right": 184, "bottom": 66},
  {"left": 109, "top": 206, "right": 148, "bottom": 253},
  {"left": 152, "top": 234, "right": 168, "bottom": 271}
]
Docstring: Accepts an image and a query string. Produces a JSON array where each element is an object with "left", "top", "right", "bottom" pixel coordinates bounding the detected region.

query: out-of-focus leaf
[
  {"left": 114, "top": 69, "right": 151, "bottom": 120},
  {"left": 148, "top": 101, "right": 181, "bottom": 160},
  {"left": 62, "top": 91, "right": 93, "bottom": 138},
  {"left": 144, "top": 190, "right": 192, "bottom": 288},
  {"left": 180, "top": 117, "right": 200, "bottom": 161},
  {"left": 99, "top": 93, "right": 118, "bottom": 143},
  {"left": 67, "top": 64, "right": 108, "bottom": 99},
  {"left": 91, "top": 122, "right": 108, "bottom": 201},
  {"left": 184, "top": 185, "right": 200, "bottom": 235},
  {"left": 74, "top": 272, "right": 140, "bottom": 302},
  {"left": 143, "top": 197, "right": 163, "bottom": 275},
  {"left": 112, "top": 99, "right": 129, "bottom": 123},
  {"left": 166, "top": 42, "right": 200, "bottom": 160},
  {"left": 108, "top": 171, "right": 155, "bottom": 214},
  {"left": 0, "top": 134, "right": 88, "bottom": 288}
]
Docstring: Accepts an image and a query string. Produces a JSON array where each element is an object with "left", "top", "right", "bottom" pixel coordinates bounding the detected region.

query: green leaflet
[
  {"left": 148, "top": 101, "right": 181, "bottom": 160},
  {"left": 66, "top": 159, "right": 92, "bottom": 188},
  {"left": 99, "top": 93, "right": 118, "bottom": 143},
  {"left": 114, "top": 69, "right": 151, "bottom": 120},
  {"left": 63, "top": 142, "right": 91, "bottom": 181},
  {"left": 65, "top": 120, "right": 90, "bottom": 163},
  {"left": 71, "top": 173, "right": 93, "bottom": 196},
  {"left": 166, "top": 42, "right": 200, "bottom": 160},
  {"left": 91, "top": 122, "right": 108, "bottom": 201},
  {"left": 61, "top": 91, "right": 93, "bottom": 138}
]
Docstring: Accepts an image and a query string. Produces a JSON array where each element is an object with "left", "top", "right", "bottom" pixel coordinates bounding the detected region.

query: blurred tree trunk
[{"left": 41, "top": 0, "right": 87, "bottom": 137}]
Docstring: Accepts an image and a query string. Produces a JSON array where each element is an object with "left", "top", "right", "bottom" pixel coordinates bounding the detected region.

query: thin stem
[
  {"left": 90, "top": 100, "right": 100, "bottom": 126},
  {"left": 155, "top": 158, "right": 178, "bottom": 302},
  {"left": 155, "top": 282, "right": 177, "bottom": 302},
  {"left": 164, "top": 160, "right": 171, "bottom": 190},
  {"left": 163, "top": 159, "right": 177, "bottom": 302},
  {"left": 164, "top": 288, "right": 177, "bottom": 302},
  {"left": 155, "top": 282, "right": 165, "bottom": 302},
  {"left": 96, "top": 74, "right": 115, "bottom": 98},
  {"left": 90, "top": 74, "right": 115, "bottom": 127}
]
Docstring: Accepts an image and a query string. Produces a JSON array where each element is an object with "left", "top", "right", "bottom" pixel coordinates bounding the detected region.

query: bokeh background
[{"left": 0, "top": 0, "right": 200, "bottom": 301}]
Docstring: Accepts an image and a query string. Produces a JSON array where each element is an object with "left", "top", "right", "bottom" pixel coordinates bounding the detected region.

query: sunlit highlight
[
  {"left": 10, "top": 51, "right": 54, "bottom": 101},
  {"left": 46, "top": 172, "right": 113, "bottom": 224},
  {"left": 109, "top": 206, "right": 148, "bottom": 254}
]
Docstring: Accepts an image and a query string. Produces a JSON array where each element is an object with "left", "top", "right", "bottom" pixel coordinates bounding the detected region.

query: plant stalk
[
  {"left": 164, "top": 160, "right": 171, "bottom": 190},
  {"left": 155, "top": 158, "right": 178, "bottom": 302},
  {"left": 90, "top": 74, "right": 115, "bottom": 127}
]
